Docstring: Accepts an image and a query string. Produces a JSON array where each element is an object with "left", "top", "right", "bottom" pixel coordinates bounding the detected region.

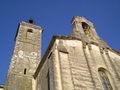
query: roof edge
[{"left": 33, "top": 35, "right": 120, "bottom": 78}]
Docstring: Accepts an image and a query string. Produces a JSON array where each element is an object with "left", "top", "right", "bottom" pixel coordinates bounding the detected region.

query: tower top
[
  {"left": 19, "top": 21, "right": 43, "bottom": 30},
  {"left": 14, "top": 20, "right": 43, "bottom": 42},
  {"left": 71, "top": 16, "right": 109, "bottom": 48},
  {"left": 71, "top": 16, "right": 94, "bottom": 27}
]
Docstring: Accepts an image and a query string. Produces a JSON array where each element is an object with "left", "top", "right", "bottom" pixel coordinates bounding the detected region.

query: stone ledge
[{"left": 20, "top": 21, "right": 43, "bottom": 30}]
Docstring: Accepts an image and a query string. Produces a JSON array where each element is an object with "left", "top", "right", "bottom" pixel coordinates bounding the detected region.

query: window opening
[
  {"left": 98, "top": 69, "right": 113, "bottom": 90},
  {"left": 26, "top": 29, "right": 34, "bottom": 40},
  {"left": 82, "top": 22, "right": 90, "bottom": 35},
  {"left": 48, "top": 52, "right": 52, "bottom": 59},
  {"left": 81, "top": 22, "right": 93, "bottom": 39},
  {"left": 24, "top": 68, "right": 27, "bottom": 74},
  {"left": 82, "top": 22, "right": 89, "bottom": 30},
  {"left": 47, "top": 71, "right": 50, "bottom": 90},
  {"left": 27, "top": 29, "right": 33, "bottom": 33}
]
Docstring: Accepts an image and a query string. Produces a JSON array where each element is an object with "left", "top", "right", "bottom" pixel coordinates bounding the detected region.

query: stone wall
[
  {"left": 5, "top": 73, "right": 33, "bottom": 90},
  {"left": 109, "top": 50, "right": 120, "bottom": 89},
  {"left": 0, "top": 88, "right": 3, "bottom": 90},
  {"left": 45, "top": 38, "right": 120, "bottom": 90},
  {"left": 0, "top": 85, "right": 4, "bottom": 90},
  {"left": 5, "top": 21, "right": 43, "bottom": 90},
  {"left": 36, "top": 58, "right": 49, "bottom": 90}
]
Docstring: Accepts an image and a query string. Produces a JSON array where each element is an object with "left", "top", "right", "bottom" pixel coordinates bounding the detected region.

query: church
[{"left": 0, "top": 16, "right": 120, "bottom": 90}]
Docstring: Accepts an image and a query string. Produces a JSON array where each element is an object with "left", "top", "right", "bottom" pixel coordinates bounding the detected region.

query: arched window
[
  {"left": 81, "top": 22, "right": 93, "bottom": 39},
  {"left": 26, "top": 29, "right": 34, "bottom": 40},
  {"left": 82, "top": 22, "right": 90, "bottom": 35},
  {"left": 98, "top": 68, "right": 113, "bottom": 90}
]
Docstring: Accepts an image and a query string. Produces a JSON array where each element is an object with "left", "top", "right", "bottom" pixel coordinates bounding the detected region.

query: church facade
[{"left": 1, "top": 16, "right": 120, "bottom": 90}]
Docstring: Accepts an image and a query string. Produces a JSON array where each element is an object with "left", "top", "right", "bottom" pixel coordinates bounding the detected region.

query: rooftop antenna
[{"left": 28, "top": 18, "right": 33, "bottom": 24}]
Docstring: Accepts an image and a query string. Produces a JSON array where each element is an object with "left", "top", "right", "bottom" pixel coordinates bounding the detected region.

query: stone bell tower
[
  {"left": 5, "top": 19, "right": 43, "bottom": 90},
  {"left": 71, "top": 16, "right": 109, "bottom": 48}
]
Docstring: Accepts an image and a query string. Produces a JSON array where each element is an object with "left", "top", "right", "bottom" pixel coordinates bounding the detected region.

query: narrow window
[
  {"left": 24, "top": 68, "right": 27, "bottom": 74},
  {"left": 98, "top": 68, "right": 113, "bottom": 90},
  {"left": 47, "top": 71, "right": 50, "bottom": 90},
  {"left": 48, "top": 52, "right": 52, "bottom": 59}
]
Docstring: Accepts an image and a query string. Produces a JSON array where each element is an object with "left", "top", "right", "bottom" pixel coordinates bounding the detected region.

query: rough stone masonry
[{"left": 1, "top": 16, "right": 120, "bottom": 90}]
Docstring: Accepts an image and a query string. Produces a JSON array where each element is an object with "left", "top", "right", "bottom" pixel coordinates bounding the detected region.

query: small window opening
[
  {"left": 48, "top": 52, "right": 52, "bottom": 59},
  {"left": 27, "top": 29, "right": 33, "bottom": 33},
  {"left": 24, "top": 68, "right": 27, "bottom": 74}
]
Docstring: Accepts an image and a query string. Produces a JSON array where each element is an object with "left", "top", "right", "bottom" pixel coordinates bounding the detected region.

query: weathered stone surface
[
  {"left": 0, "top": 88, "right": 4, "bottom": 90},
  {"left": 3, "top": 16, "right": 120, "bottom": 90},
  {"left": 5, "top": 21, "right": 42, "bottom": 90}
]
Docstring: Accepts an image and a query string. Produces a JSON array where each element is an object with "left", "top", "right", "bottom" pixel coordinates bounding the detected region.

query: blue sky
[{"left": 0, "top": 0, "right": 120, "bottom": 84}]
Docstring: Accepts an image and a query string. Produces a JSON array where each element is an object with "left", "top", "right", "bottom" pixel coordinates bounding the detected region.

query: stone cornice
[{"left": 20, "top": 21, "right": 43, "bottom": 30}]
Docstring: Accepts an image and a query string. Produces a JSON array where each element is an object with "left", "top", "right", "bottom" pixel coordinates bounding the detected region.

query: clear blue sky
[{"left": 0, "top": 0, "right": 120, "bottom": 84}]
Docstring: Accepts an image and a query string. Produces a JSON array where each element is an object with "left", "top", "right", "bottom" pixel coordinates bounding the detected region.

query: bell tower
[
  {"left": 5, "top": 19, "right": 43, "bottom": 90},
  {"left": 71, "top": 16, "right": 109, "bottom": 48}
]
